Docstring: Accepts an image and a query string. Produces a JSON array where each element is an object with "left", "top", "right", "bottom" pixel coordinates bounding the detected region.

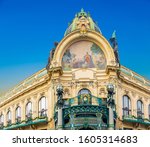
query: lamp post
[
  {"left": 56, "top": 84, "right": 64, "bottom": 130},
  {"left": 107, "top": 84, "right": 115, "bottom": 130}
]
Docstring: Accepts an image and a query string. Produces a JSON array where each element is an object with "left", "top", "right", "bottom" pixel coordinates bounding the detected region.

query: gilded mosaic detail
[{"left": 62, "top": 41, "right": 106, "bottom": 71}]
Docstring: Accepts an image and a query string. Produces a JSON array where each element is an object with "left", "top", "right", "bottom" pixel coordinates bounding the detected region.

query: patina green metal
[
  {"left": 64, "top": 9, "right": 102, "bottom": 36},
  {"left": 123, "top": 115, "right": 150, "bottom": 126},
  {"left": 54, "top": 94, "right": 111, "bottom": 130},
  {"left": 0, "top": 116, "right": 48, "bottom": 130},
  {"left": 63, "top": 105, "right": 108, "bottom": 118},
  {"left": 64, "top": 94, "right": 105, "bottom": 106}
]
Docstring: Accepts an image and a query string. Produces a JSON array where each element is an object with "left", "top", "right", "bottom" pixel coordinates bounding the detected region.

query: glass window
[
  {"left": 78, "top": 89, "right": 91, "bottom": 105},
  {"left": 148, "top": 104, "right": 150, "bottom": 119},
  {"left": 39, "top": 97, "right": 47, "bottom": 117},
  {"left": 137, "top": 100, "right": 144, "bottom": 118},
  {"left": 122, "top": 95, "right": 131, "bottom": 116},
  {"left": 16, "top": 106, "right": 21, "bottom": 122},
  {"left": 0, "top": 114, "right": 4, "bottom": 124},
  {"left": 0, "top": 114, "right": 4, "bottom": 128},
  {"left": 78, "top": 89, "right": 91, "bottom": 95},
  {"left": 7, "top": 110, "right": 11, "bottom": 124},
  {"left": 26, "top": 102, "right": 32, "bottom": 119}
]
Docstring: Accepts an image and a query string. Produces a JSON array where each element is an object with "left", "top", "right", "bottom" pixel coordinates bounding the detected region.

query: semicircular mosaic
[{"left": 62, "top": 41, "right": 107, "bottom": 71}]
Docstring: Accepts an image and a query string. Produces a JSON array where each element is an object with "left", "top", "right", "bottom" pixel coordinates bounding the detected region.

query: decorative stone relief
[
  {"left": 64, "top": 88, "right": 70, "bottom": 97},
  {"left": 124, "top": 90, "right": 129, "bottom": 95},
  {"left": 131, "top": 91, "right": 136, "bottom": 97}
]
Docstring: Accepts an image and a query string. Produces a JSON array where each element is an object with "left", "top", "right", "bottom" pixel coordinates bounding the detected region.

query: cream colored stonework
[{"left": 0, "top": 24, "right": 150, "bottom": 130}]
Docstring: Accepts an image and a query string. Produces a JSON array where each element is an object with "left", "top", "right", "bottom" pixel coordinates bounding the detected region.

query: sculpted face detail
[{"left": 62, "top": 41, "right": 107, "bottom": 71}]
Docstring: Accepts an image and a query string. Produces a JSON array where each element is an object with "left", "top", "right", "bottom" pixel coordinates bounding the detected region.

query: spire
[
  {"left": 110, "top": 30, "right": 120, "bottom": 65},
  {"left": 77, "top": 8, "right": 87, "bottom": 17},
  {"left": 64, "top": 9, "right": 102, "bottom": 36},
  {"left": 111, "top": 30, "right": 116, "bottom": 39},
  {"left": 81, "top": 8, "right": 84, "bottom": 13}
]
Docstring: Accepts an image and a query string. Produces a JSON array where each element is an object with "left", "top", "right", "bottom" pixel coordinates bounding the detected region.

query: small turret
[{"left": 64, "top": 9, "right": 102, "bottom": 36}]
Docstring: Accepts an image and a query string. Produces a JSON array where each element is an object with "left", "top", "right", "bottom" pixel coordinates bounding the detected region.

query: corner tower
[
  {"left": 46, "top": 9, "right": 119, "bottom": 130},
  {"left": 47, "top": 9, "right": 118, "bottom": 73}
]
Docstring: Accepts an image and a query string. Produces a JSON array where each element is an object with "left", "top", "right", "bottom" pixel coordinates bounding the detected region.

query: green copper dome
[{"left": 64, "top": 9, "right": 102, "bottom": 36}]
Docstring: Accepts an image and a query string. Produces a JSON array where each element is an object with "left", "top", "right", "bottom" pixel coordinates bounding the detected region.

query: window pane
[
  {"left": 149, "top": 104, "right": 150, "bottom": 119},
  {"left": 41, "top": 97, "right": 46, "bottom": 110},
  {"left": 137, "top": 100, "right": 143, "bottom": 112},
  {"left": 26, "top": 102, "right": 32, "bottom": 114},
  {"left": 137, "top": 100, "right": 144, "bottom": 118},
  {"left": 16, "top": 107, "right": 21, "bottom": 118},
  {"left": 78, "top": 89, "right": 91, "bottom": 95},
  {"left": 122, "top": 95, "right": 131, "bottom": 116},
  {"left": 0, "top": 115, "right": 4, "bottom": 123},
  {"left": 7, "top": 111, "right": 11, "bottom": 120}
]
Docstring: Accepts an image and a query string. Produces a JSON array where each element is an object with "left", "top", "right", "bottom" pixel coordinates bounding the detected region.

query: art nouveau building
[{"left": 0, "top": 9, "right": 150, "bottom": 130}]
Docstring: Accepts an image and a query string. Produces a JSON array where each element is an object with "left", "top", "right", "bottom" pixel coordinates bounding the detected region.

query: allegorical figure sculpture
[
  {"left": 56, "top": 84, "right": 64, "bottom": 108},
  {"left": 46, "top": 42, "right": 59, "bottom": 70},
  {"left": 110, "top": 31, "right": 120, "bottom": 65}
]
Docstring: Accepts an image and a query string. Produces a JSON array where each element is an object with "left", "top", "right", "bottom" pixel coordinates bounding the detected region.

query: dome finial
[
  {"left": 64, "top": 10, "right": 102, "bottom": 36},
  {"left": 81, "top": 8, "right": 84, "bottom": 12},
  {"left": 111, "top": 30, "right": 116, "bottom": 39}
]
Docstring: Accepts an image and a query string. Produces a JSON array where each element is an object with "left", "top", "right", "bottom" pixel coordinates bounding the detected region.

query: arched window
[
  {"left": 16, "top": 106, "right": 21, "bottom": 122},
  {"left": 148, "top": 104, "right": 150, "bottom": 120},
  {"left": 78, "top": 89, "right": 91, "bottom": 95},
  {"left": 39, "top": 97, "right": 47, "bottom": 117},
  {"left": 78, "top": 88, "right": 91, "bottom": 105},
  {"left": 0, "top": 114, "right": 4, "bottom": 127},
  {"left": 26, "top": 102, "right": 32, "bottom": 120},
  {"left": 137, "top": 100, "right": 144, "bottom": 118},
  {"left": 122, "top": 95, "right": 131, "bottom": 116},
  {"left": 7, "top": 110, "right": 11, "bottom": 125}
]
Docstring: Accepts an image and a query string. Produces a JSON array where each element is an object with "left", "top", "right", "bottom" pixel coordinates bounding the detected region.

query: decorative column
[
  {"left": 97, "top": 113, "right": 102, "bottom": 130},
  {"left": 107, "top": 84, "right": 115, "bottom": 130},
  {"left": 70, "top": 113, "right": 75, "bottom": 130},
  {"left": 56, "top": 84, "right": 64, "bottom": 130}
]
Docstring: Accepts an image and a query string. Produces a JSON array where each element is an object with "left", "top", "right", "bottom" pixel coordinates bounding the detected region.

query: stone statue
[
  {"left": 107, "top": 84, "right": 115, "bottom": 109},
  {"left": 56, "top": 84, "right": 64, "bottom": 108},
  {"left": 110, "top": 31, "right": 120, "bottom": 64},
  {"left": 46, "top": 42, "right": 59, "bottom": 70}
]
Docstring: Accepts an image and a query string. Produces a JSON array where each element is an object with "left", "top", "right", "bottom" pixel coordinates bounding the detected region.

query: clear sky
[{"left": 0, "top": 0, "right": 150, "bottom": 93}]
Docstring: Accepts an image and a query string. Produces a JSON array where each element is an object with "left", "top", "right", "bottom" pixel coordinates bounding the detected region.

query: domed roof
[{"left": 64, "top": 9, "right": 102, "bottom": 36}]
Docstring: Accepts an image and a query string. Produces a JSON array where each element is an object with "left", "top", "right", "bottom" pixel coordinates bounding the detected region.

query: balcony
[
  {"left": 122, "top": 115, "right": 150, "bottom": 126},
  {"left": 0, "top": 122, "right": 4, "bottom": 129},
  {"left": 39, "top": 109, "right": 47, "bottom": 118},
  {"left": 26, "top": 113, "right": 32, "bottom": 122},
  {"left": 7, "top": 119, "right": 12, "bottom": 127},
  {"left": 16, "top": 117, "right": 21, "bottom": 124},
  {"left": 55, "top": 94, "right": 110, "bottom": 130},
  {"left": 1, "top": 116, "right": 48, "bottom": 130}
]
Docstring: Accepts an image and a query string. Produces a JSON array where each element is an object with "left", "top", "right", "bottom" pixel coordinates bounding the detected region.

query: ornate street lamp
[
  {"left": 107, "top": 84, "right": 115, "bottom": 108},
  {"left": 56, "top": 84, "right": 64, "bottom": 108},
  {"left": 56, "top": 84, "right": 64, "bottom": 130},
  {"left": 107, "top": 84, "right": 115, "bottom": 130},
  {"left": 107, "top": 84, "right": 115, "bottom": 96}
]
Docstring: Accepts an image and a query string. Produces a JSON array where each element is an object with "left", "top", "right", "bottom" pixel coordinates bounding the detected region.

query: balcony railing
[
  {"left": 63, "top": 94, "right": 107, "bottom": 107},
  {"left": 39, "top": 109, "right": 47, "bottom": 118},
  {"left": 54, "top": 94, "right": 110, "bottom": 130},
  {"left": 26, "top": 113, "right": 32, "bottom": 122},
  {"left": 122, "top": 107, "right": 131, "bottom": 116},
  {"left": 7, "top": 119, "right": 12, "bottom": 126},
  {"left": 122, "top": 115, "right": 150, "bottom": 126},
  {"left": 0, "top": 122, "right": 4, "bottom": 129},
  {"left": 16, "top": 117, "right": 21, "bottom": 124},
  {"left": 2, "top": 116, "right": 48, "bottom": 130},
  {"left": 137, "top": 111, "right": 144, "bottom": 119}
]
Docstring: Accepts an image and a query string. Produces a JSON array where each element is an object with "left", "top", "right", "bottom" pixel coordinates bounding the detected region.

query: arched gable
[{"left": 52, "top": 30, "right": 116, "bottom": 69}]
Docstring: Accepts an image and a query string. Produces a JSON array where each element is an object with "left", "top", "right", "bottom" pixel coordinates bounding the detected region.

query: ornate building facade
[{"left": 0, "top": 9, "right": 150, "bottom": 130}]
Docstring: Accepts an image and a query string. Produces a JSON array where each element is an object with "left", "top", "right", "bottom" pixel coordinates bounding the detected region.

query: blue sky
[{"left": 0, "top": 0, "right": 150, "bottom": 93}]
